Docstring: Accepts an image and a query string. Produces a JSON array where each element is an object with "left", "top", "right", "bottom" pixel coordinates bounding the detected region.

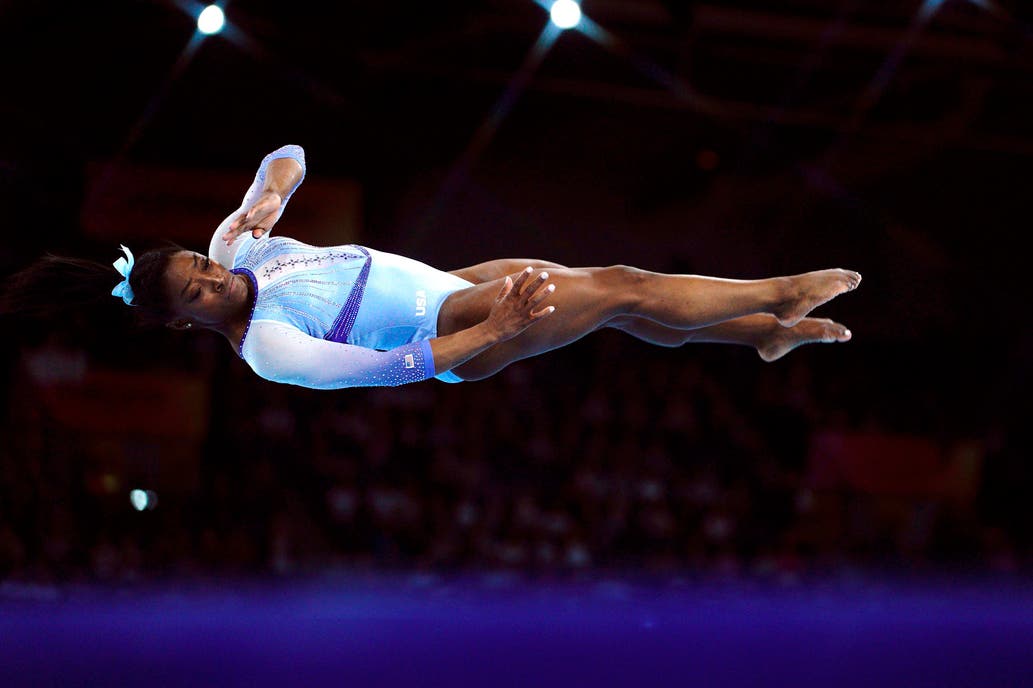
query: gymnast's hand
[
  {"left": 486, "top": 267, "right": 556, "bottom": 342},
  {"left": 221, "top": 191, "right": 284, "bottom": 245}
]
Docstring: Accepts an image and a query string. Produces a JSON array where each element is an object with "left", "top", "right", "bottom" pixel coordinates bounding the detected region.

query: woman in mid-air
[{"left": 6, "top": 145, "right": 860, "bottom": 389}]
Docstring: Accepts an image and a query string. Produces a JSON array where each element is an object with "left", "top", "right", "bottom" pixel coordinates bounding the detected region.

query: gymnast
[{"left": 5, "top": 145, "right": 860, "bottom": 388}]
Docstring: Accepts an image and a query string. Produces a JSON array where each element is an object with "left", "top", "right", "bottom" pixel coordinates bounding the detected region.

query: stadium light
[
  {"left": 550, "top": 0, "right": 582, "bottom": 30},
  {"left": 130, "top": 489, "right": 159, "bottom": 511},
  {"left": 197, "top": 4, "right": 225, "bottom": 35}
]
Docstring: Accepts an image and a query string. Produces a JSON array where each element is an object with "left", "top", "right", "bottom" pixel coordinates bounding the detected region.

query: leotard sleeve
[
  {"left": 208, "top": 145, "right": 307, "bottom": 267},
  {"left": 242, "top": 320, "right": 437, "bottom": 389}
]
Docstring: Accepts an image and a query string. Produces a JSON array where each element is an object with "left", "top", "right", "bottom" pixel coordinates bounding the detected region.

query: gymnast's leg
[
  {"left": 616, "top": 265, "right": 860, "bottom": 330},
  {"left": 449, "top": 261, "right": 860, "bottom": 329},
  {"left": 440, "top": 264, "right": 860, "bottom": 380},
  {"left": 452, "top": 260, "right": 854, "bottom": 359},
  {"left": 447, "top": 259, "right": 569, "bottom": 284},
  {"left": 601, "top": 313, "right": 852, "bottom": 362}
]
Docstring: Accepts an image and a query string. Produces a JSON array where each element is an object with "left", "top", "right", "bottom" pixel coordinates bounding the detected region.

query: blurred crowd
[{"left": 0, "top": 319, "right": 1029, "bottom": 588}]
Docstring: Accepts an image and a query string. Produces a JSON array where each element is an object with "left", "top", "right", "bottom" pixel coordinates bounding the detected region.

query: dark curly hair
[{"left": 1, "top": 244, "right": 187, "bottom": 327}]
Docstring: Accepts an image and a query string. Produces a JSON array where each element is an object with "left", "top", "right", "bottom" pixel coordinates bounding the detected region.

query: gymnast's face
[{"left": 163, "top": 251, "right": 252, "bottom": 329}]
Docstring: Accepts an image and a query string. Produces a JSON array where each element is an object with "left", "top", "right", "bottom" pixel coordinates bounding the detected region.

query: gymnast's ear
[{"left": 166, "top": 319, "right": 194, "bottom": 331}]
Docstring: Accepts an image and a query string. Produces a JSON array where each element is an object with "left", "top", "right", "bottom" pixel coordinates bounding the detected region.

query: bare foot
[
  {"left": 757, "top": 317, "right": 852, "bottom": 362},
  {"left": 773, "top": 269, "right": 861, "bottom": 327}
]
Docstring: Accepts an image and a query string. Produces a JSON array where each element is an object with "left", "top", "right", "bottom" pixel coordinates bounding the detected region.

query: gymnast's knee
[
  {"left": 590, "top": 265, "right": 649, "bottom": 312},
  {"left": 597, "top": 264, "right": 650, "bottom": 289}
]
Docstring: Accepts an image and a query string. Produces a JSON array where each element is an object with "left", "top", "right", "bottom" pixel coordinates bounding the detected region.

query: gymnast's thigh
[{"left": 447, "top": 267, "right": 638, "bottom": 380}]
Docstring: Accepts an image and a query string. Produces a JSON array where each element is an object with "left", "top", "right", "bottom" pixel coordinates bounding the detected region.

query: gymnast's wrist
[{"left": 473, "top": 320, "right": 506, "bottom": 346}]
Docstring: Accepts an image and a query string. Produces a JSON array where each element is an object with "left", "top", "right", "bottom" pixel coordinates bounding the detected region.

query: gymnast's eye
[{"left": 203, "top": 257, "right": 211, "bottom": 271}]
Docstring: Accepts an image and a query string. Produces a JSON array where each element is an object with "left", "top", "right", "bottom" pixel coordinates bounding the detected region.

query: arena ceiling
[{"left": 6, "top": 0, "right": 1031, "bottom": 165}]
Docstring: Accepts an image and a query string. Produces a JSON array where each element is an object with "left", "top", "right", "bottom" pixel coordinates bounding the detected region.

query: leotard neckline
[{"left": 231, "top": 267, "right": 259, "bottom": 359}]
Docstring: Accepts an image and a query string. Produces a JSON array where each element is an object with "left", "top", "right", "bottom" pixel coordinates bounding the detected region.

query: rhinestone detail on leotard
[
  {"left": 232, "top": 237, "right": 371, "bottom": 352},
  {"left": 325, "top": 246, "right": 371, "bottom": 344}
]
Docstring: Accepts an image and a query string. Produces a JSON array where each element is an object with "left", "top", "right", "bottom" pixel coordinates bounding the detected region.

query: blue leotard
[{"left": 207, "top": 145, "right": 472, "bottom": 389}]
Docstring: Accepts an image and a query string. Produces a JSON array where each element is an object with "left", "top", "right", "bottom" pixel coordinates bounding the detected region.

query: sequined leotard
[{"left": 208, "top": 145, "right": 472, "bottom": 389}]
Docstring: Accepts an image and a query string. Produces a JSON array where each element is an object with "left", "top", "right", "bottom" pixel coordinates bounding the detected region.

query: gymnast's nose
[{"left": 203, "top": 274, "right": 223, "bottom": 292}]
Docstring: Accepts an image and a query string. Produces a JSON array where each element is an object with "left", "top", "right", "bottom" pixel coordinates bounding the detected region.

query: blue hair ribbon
[{"left": 111, "top": 244, "right": 136, "bottom": 306}]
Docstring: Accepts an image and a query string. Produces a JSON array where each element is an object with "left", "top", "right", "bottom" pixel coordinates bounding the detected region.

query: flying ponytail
[{"left": 1, "top": 244, "right": 185, "bottom": 327}]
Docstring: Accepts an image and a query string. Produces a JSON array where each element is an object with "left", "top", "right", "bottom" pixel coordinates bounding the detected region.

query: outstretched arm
[
  {"left": 448, "top": 258, "right": 567, "bottom": 284},
  {"left": 208, "top": 145, "right": 306, "bottom": 266}
]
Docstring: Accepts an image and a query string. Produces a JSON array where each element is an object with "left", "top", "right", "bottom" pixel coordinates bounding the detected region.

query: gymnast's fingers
[
  {"left": 528, "top": 281, "right": 555, "bottom": 308},
  {"left": 235, "top": 196, "right": 277, "bottom": 232},
  {"left": 511, "top": 266, "right": 533, "bottom": 295},
  {"left": 243, "top": 205, "right": 266, "bottom": 227},
  {"left": 524, "top": 271, "right": 550, "bottom": 300},
  {"left": 224, "top": 211, "right": 247, "bottom": 236},
  {"left": 495, "top": 276, "right": 514, "bottom": 303},
  {"left": 530, "top": 304, "right": 556, "bottom": 319},
  {"left": 227, "top": 215, "right": 242, "bottom": 233}
]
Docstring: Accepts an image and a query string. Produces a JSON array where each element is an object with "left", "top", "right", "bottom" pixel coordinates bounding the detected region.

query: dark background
[{"left": 1, "top": 0, "right": 1031, "bottom": 587}]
